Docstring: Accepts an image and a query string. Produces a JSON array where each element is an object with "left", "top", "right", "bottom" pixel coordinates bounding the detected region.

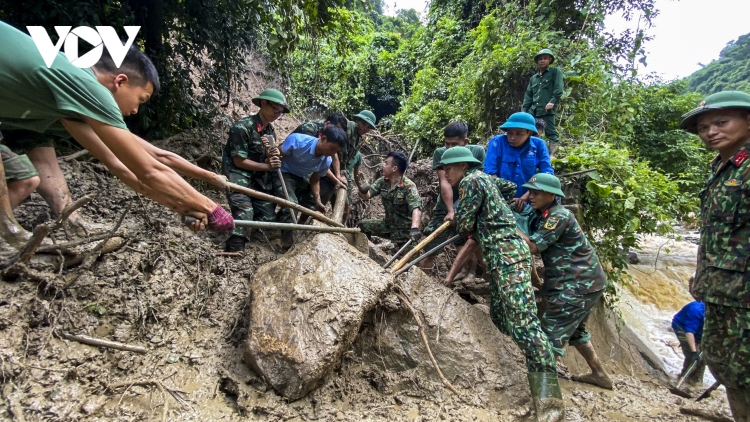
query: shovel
[
  {"left": 383, "top": 240, "right": 413, "bottom": 269},
  {"left": 394, "top": 235, "right": 462, "bottom": 276},
  {"left": 391, "top": 221, "right": 452, "bottom": 273},
  {"left": 669, "top": 351, "right": 703, "bottom": 398}
]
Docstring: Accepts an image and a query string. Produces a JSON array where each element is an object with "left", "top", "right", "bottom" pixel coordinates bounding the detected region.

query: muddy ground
[{"left": 0, "top": 148, "right": 735, "bottom": 421}]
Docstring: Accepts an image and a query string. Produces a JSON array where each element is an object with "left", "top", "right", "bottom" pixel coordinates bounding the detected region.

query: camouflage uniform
[
  {"left": 456, "top": 168, "right": 556, "bottom": 373},
  {"left": 694, "top": 141, "right": 750, "bottom": 407},
  {"left": 424, "top": 145, "right": 486, "bottom": 250},
  {"left": 292, "top": 120, "right": 325, "bottom": 138},
  {"left": 529, "top": 203, "right": 607, "bottom": 356},
  {"left": 274, "top": 173, "right": 317, "bottom": 224},
  {"left": 358, "top": 176, "right": 421, "bottom": 246},
  {"left": 221, "top": 114, "right": 277, "bottom": 239}
]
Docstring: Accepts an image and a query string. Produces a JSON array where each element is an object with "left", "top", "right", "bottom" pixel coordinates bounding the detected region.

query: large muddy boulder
[
  {"left": 244, "top": 233, "right": 392, "bottom": 400},
  {"left": 355, "top": 268, "right": 530, "bottom": 407}
]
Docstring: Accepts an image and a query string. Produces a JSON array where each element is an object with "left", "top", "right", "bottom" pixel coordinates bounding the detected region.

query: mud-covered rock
[
  {"left": 355, "top": 268, "right": 529, "bottom": 407},
  {"left": 244, "top": 233, "right": 392, "bottom": 400}
]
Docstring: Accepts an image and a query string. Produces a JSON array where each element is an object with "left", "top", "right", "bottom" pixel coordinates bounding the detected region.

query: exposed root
[{"left": 107, "top": 379, "right": 194, "bottom": 420}]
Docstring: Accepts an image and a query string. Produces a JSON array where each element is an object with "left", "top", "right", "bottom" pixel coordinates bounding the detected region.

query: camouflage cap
[
  {"left": 534, "top": 48, "right": 555, "bottom": 64},
  {"left": 680, "top": 91, "right": 750, "bottom": 134},
  {"left": 252, "top": 89, "right": 290, "bottom": 113},
  {"left": 353, "top": 110, "right": 377, "bottom": 129},
  {"left": 438, "top": 146, "right": 482, "bottom": 168},
  {"left": 522, "top": 173, "right": 565, "bottom": 197}
]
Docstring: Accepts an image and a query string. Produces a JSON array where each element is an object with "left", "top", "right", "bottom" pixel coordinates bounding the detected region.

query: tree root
[
  {"left": 394, "top": 288, "right": 459, "bottom": 396},
  {"left": 107, "top": 379, "right": 194, "bottom": 421}
]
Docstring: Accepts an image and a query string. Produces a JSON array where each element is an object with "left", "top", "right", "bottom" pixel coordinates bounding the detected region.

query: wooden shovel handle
[{"left": 391, "top": 221, "right": 452, "bottom": 273}]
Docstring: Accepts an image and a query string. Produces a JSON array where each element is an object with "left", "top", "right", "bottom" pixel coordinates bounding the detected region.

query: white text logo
[{"left": 27, "top": 26, "right": 140, "bottom": 68}]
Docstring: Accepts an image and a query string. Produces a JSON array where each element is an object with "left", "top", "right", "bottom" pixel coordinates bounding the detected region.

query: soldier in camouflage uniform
[
  {"left": 420, "top": 122, "right": 486, "bottom": 280},
  {"left": 680, "top": 91, "right": 750, "bottom": 420},
  {"left": 519, "top": 173, "right": 613, "bottom": 390},
  {"left": 221, "top": 89, "right": 289, "bottom": 253},
  {"left": 357, "top": 151, "right": 422, "bottom": 247},
  {"left": 441, "top": 147, "right": 564, "bottom": 422},
  {"left": 292, "top": 114, "right": 350, "bottom": 205}
]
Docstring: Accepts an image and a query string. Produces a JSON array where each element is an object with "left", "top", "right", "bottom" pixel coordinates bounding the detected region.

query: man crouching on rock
[
  {"left": 275, "top": 125, "right": 347, "bottom": 250},
  {"left": 441, "top": 146, "right": 564, "bottom": 422},
  {"left": 0, "top": 21, "right": 233, "bottom": 259},
  {"left": 518, "top": 173, "right": 613, "bottom": 390}
]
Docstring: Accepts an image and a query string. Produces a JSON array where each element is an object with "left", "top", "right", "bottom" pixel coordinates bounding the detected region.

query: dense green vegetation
[
  {"left": 686, "top": 32, "right": 750, "bottom": 95},
  {"left": 0, "top": 0, "right": 726, "bottom": 286}
]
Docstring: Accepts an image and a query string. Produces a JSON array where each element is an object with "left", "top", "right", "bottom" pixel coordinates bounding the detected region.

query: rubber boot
[
  {"left": 528, "top": 372, "right": 565, "bottom": 422},
  {"left": 225, "top": 235, "right": 246, "bottom": 253},
  {"left": 548, "top": 142, "right": 559, "bottom": 160},
  {"left": 727, "top": 388, "right": 750, "bottom": 422},
  {"left": 281, "top": 230, "right": 294, "bottom": 251}
]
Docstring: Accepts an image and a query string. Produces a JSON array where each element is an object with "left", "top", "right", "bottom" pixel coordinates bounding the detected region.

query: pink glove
[{"left": 207, "top": 205, "right": 235, "bottom": 232}]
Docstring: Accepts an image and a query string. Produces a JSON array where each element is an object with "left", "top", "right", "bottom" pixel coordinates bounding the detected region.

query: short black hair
[
  {"left": 321, "top": 125, "right": 346, "bottom": 147},
  {"left": 387, "top": 151, "right": 409, "bottom": 174},
  {"left": 534, "top": 118, "right": 546, "bottom": 133},
  {"left": 444, "top": 121, "right": 469, "bottom": 139},
  {"left": 93, "top": 45, "right": 160, "bottom": 95},
  {"left": 325, "top": 113, "right": 348, "bottom": 129}
]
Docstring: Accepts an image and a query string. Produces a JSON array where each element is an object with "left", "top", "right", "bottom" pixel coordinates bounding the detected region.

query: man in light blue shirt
[
  {"left": 276, "top": 125, "right": 347, "bottom": 249},
  {"left": 484, "top": 112, "right": 554, "bottom": 212}
]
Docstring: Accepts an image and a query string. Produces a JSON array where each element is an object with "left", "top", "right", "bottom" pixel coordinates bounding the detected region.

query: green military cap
[
  {"left": 522, "top": 173, "right": 565, "bottom": 197},
  {"left": 353, "top": 110, "right": 377, "bottom": 129},
  {"left": 438, "top": 146, "right": 482, "bottom": 168},
  {"left": 680, "top": 91, "right": 750, "bottom": 134},
  {"left": 500, "top": 112, "right": 539, "bottom": 135},
  {"left": 252, "top": 88, "right": 290, "bottom": 113},
  {"left": 534, "top": 48, "right": 555, "bottom": 64}
]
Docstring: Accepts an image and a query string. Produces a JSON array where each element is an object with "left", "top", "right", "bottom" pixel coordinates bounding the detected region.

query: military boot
[
  {"left": 528, "top": 372, "right": 565, "bottom": 422},
  {"left": 225, "top": 235, "right": 246, "bottom": 253},
  {"left": 281, "top": 230, "right": 294, "bottom": 251}
]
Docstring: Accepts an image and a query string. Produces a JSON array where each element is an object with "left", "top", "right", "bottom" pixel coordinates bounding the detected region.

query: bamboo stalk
[{"left": 234, "top": 220, "right": 360, "bottom": 233}]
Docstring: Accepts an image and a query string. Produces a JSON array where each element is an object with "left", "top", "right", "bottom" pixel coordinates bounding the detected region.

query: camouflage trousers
[
  {"left": 319, "top": 172, "right": 354, "bottom": 208},
  {"left": 488, "top": 259, "right": 557, "bottom": 373},
  {"left": 540, "top": 289, "right": 602, "bottom": 357},
  {"left": 358, "top": 218, "right": 410, "bottom": 247},
  {"left": 274, "top": 173, "right": 316, "bottom": 224},
  {"left": 674, "top": 328, "right": 706, "bottom": 385},
  {"left": 422, "top": 205, "right": 465, "bottom": 252},
  {"left": 226, "top": 173, "right": 276, "bottom": 239},
  {"left": 704, "top": 303, "right": 750, "bottom": 417}
]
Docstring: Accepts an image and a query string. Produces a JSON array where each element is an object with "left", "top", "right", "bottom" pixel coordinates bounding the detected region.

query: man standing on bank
[
  {"left": 522, "top": 49, "right": 564, "bottom": 158},
  {"left": 680, "top": 91, "right": 750, "bottom": 421},
  {"left": 519, "top": 173, "right": 613, "bottom": 390},
  {"left": 357, "top": 151, "right": 422, "bottom": 249},
  {"left": 442, "top": 147, "right": 564, "bottom": 422}
]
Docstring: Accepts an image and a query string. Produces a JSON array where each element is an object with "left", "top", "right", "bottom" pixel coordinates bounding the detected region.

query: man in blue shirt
[
  {"left": 484, "top": 112, "right": 554, "bottom": 212},
  {"left": 672, "top": 297, "right": 706, "bottom": 386},
  {"left": 276, "top": 125, "right": 347, "bottom": 249}
]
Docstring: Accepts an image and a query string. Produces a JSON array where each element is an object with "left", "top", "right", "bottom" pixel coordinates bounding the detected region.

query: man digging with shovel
[{"left": 441, "top": 146, "right": 564, "bottom": 422}]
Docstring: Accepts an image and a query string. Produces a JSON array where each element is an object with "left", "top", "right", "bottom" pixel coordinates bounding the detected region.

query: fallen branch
[
  {"left": 61, "top": 149, "right": 90, "bottom": 161},
  {"left": 79, "top": 201, "right": 131, "bottom": 269},
  {"left": 35, "top": 232, "right": 113, "bottom": 253},
  {"left": 558, "top": 168, "right": 599, "bottom": 178},
  {"left": 108, "top": 379, "right": 194, "bottom": 415},
  {"left": 60, "top": 332, "right": 148, "bottom": 354},
  {"left": 395, "top": 289, "right": 459, "bottom": 396}
]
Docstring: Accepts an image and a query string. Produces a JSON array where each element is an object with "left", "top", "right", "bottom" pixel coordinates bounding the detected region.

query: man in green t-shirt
[
  {"left": 419, "top": 122, "right": 485, "bottom": 279},
  {"left": 0, "top": 21, "right": 232, "bottom": 256}
]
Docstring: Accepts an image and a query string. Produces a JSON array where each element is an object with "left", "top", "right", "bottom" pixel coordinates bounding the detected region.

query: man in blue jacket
[
  {"left": 484, "top": 112, "right": 554, "bottom": 221},
  {"left": 672, "top": 298, "right": 706, "bottom": 386}
]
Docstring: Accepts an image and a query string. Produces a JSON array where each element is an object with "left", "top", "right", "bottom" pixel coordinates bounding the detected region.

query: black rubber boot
[
  {"left": 281, "top": 230, "right": 294, "bottom": 251},
  {"left": 528, "top": 372, "right": 565, "bottom": 422},
  {"left": 225, "top": 235, "right": 246, "bottom": 253}
]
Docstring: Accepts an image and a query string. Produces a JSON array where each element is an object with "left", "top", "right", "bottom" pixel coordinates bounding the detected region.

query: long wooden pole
[
  {"left": 234, "top": 220, "right": 360, "bottom": 233},
  {"left": 224, "top": 181, "right": 344, "bottom": 228},
  {"left": 391, "top": 221, "right": 452, "bottom": 273},
  {"left": 267, "top": 135, "right": 297, "bottom": 224}
]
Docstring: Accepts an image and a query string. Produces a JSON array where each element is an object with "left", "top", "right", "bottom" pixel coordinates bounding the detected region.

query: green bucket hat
[
  {"left": 500, "top": 112, "right": 539, "bottom": 136},
  {"left": 252, "top": 88, "right": 290, "bottom": 113},
  {"left": 534, "top": 48, "right": 555, "bottom": 64},
  {"left": 522, "top": 173, "right": 565, "bottom": 197},
  {"left": 680, "top": 91, "right": 750, "bottom": 134},
  {"left": 353, "top": 110, "right": 377, "bottom": 129},
  {"left": 438, "top": 146, "right": 482, "bottom": 168}
]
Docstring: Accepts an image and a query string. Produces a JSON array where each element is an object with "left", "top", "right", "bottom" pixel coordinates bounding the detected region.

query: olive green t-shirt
[{"left": 0, "top": 21, "right": 127, "bottom": 138}]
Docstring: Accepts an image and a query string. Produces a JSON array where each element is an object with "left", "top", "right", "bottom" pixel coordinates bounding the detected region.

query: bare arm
[
  {"left": 685, "top": 332, "right": 698, "bottom": 352},
  {"left": 135, "top": 135, "right": 226, "bottom": 188},
  {"left": 411, "top": 208, "right": 422, "bottom": 229},
  {"left": 62, "top": 118, "right": 215, "bottom": 217},
  {"left": 332, "top": 154, "right": 342, "bottom": 179},
  {"left": 232, "top": 156, "right": 275, "bottom": 172},
  {"left": 437, "top": 169, "right": 455, "bottom": 220}
]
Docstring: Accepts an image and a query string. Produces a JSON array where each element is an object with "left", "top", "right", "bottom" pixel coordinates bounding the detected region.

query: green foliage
[
  {"left": 555, "top": 141, "right": 696, "bottom": 284},
  {"left": 686, "top": 32, "right": 750, "bottom": 96},
  {"left": 0, "top": 0, "right": 362, "bottom": 137}
]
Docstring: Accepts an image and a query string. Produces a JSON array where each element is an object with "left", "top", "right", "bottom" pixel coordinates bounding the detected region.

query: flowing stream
[{"left": 618, "top": 228, "right": 716, "bottom": 386}]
